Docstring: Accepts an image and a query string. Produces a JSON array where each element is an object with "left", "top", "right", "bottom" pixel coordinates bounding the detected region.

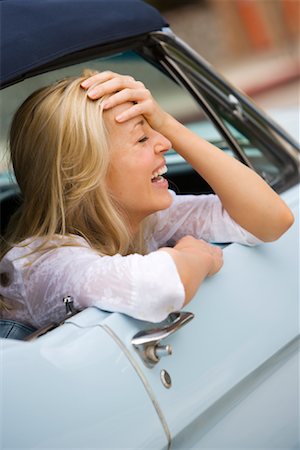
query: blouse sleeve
[
  {"left": 24, "top": 245, "right": 185, "bottom": 327},
  {"left": 151, "top": 190, "right": 262, "bottom": 249}
]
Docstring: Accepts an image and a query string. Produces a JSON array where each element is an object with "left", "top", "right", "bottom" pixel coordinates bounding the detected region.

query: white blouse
[{"left": 0, "top": 191, "right": 261, "bottom": 327}]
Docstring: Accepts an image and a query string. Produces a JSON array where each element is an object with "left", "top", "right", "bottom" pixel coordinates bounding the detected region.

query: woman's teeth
[{"left": 151, "top": 165, "right": 168, "bottom": 181}]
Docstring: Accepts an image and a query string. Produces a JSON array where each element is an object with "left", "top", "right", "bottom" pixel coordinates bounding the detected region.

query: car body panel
[
  {"left": 88, "top": 184, "right": 299, "bottom": 447},
  {"left": 1, "top": 1, "right": 299, "bottom": 449},
  {"left": 173, "top": 338, "right": 299, "bottom": 449},
  {"left": 1, "top": 308, "right": 168, "bottom": 449}
]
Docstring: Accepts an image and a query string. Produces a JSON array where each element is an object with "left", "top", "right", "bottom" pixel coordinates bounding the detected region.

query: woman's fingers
[
  {"left": 81, "top": 71, "right": 142, "bottom": 99},
  {"left": 80, "top": 71, "right": 168, "bottom": 131},
  {"left": 102, "top": 87, "right": 150, "bottom": 111},
  {"left": 81, "top": 71, "right": 122, "bottom": 89},
  {"left": 208, "top": 245, "right": 223, "bottom": 276},
  {"left": 175, "top": 236, "right": 214, "bottom": 253},
  {"left": 174, "top": 235, "right": 223, "bottom": 277},
  {"left": 114, "top": 102, "right": 151, "bottom": 122},
  {"left": 88, "top": 77, "right": 137, "bottom": 99}
]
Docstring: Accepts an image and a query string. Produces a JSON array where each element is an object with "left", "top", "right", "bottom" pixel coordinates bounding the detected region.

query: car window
[
  {"left": 0, "top": 48, "right": 295, "bottom": 194},
  {"left": 196, "top": 79, "right": 297, "bottom": 190},
  {"left": 0, "top": 50, "right": 228, "bottom": 194},
  {"left": 158, "top": 42, "right": 298, "bottom": 192},
  {"left": 0, "top": 51, "right": 196, "bottom": 170}
]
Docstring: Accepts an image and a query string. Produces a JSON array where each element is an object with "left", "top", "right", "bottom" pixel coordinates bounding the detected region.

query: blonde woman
[{"left": 0, "top": 70, "right": 294, "bottom": 338}]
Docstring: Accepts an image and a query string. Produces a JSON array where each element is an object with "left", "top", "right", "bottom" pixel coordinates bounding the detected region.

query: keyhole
[{"left": 160, "top": 369, "right": 172, "bottom": 389}]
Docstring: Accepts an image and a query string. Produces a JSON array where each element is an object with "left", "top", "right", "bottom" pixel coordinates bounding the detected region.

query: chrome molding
[
  {"left": 62, "top": 319, "right": 173, "bottom": 448},
  {"left": 101, "top": 323, "right": 172, "bottom": 450}
]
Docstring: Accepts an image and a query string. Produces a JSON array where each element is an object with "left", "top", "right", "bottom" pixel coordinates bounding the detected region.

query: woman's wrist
[
  {"left": 158, "top": 246, "right": 213, "bottom": 304},
  {"left": 154, "top": 112, "right": 180, "bottom": 138}
]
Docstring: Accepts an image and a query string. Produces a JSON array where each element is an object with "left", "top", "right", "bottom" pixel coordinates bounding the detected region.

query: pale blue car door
[
  {"left": 1, "top": 307, "right": 169, "bottom": 449},
  {"left": 76, "top": 60, "right": 299, "bottom": 447},
  {"left": 90, "top": 183, "right": 299, "bottom": 450},
  {"left": 1, "top": 44, "right": 299, "bottom": 450}
]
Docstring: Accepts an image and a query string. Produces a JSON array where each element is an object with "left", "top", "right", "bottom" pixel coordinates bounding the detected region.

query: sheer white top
[{"left": 0, "top": 192, "right": 261, "bottom": 327}]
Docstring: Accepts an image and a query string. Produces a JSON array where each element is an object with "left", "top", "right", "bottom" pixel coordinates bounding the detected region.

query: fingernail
[
  {"left": 115, "top": 114, "right": 124, "bottom": 122},
  {"left": 81, "top": 81, "right": 89, "bottom": 88},
  {"left": 102, "top": 101, "right": 110, "bottom": 109},
  {"left": 87, "top": 89, "right": 97, "bottom": 99}
]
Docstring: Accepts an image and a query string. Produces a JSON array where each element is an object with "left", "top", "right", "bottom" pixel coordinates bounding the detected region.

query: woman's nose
[{"left": 154, "top": 132, "right": 172, "bottom": 154}]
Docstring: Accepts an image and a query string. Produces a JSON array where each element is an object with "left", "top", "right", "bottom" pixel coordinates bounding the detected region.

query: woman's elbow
[{"left": 260, "top": 207, "right": 295, "bottom": 242}]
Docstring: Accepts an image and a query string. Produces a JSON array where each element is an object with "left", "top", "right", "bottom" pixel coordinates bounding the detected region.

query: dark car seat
[
  {"left": 0, "top": 187, "right": 22, "bottom": 236},
  {"left": 0, "top": 187, "right": 36, "bottom": 340}
]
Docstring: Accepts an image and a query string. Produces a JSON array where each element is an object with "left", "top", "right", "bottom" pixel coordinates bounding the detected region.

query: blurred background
[
  {"left": 1, "top": 0, "right": 299, "bottom": 174},
  {"left": 146, "top": 0, "right": 300, "bottom": 113}
]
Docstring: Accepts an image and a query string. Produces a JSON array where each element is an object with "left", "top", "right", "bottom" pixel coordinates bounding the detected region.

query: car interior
[{"left": 0, "top": 49, "right": 298, "bottom": 341}]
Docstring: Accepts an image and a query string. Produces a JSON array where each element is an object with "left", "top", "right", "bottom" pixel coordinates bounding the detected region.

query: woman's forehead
[{"left": 105, "top": 102, "right": 143, "bottom": 133}]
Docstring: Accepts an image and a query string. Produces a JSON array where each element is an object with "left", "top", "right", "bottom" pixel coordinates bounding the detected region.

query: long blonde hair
[{"left": 1, "top": 70, "right": 148, "bottom": 263}]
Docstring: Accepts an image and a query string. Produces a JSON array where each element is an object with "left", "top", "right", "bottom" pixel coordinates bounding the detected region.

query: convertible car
[{"left": 0, "top": 1, "right": 299, "bottom": 449}]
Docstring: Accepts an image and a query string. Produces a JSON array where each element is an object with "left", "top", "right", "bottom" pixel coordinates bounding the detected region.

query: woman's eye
[{"left": 138, "top": 136, "right": 149, "bottom": 143}]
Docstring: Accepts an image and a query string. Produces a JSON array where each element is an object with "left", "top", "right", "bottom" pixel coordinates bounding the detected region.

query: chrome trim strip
[
  {"left": 101, "top": 323, "right": 172, "bottom": 450},
  {"left": 64, "top": 320, "right": 172, "bottom": 448},
  {"left": 160, "top": 55, "right": 256, "bottom": 170}
]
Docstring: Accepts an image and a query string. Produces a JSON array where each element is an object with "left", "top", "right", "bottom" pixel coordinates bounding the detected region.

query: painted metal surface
[
  {"left": 1, "top": 4, "right": 299, "bottom": 447},
  {"left": 1, "top": 192, "right": 298, "bottom": 449},
  {"left": 101, "top": 184, "right": 299, "bottom": 448},
  {"left": 173, "top": 336, "right": 299, "bottom": 449},
  {"left": 1, "top": 308, "right": 168, "bottom": 449}
]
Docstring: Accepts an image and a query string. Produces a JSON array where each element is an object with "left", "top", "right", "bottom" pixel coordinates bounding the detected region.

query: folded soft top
[{"left": 0, "top": 0, "right": 168, "bottom": 86}]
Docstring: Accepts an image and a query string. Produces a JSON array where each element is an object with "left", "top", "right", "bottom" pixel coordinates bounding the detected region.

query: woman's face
[{"left": 105, "top": 102, "right": 173, "bottom": 231}]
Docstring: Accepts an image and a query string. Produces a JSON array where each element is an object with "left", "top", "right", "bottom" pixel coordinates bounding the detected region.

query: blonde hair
[{"left": 1, "top": 70, "right": 149, "bottom": 275}]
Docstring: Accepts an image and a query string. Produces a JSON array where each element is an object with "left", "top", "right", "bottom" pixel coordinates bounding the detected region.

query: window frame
[
  {"left": 1, "top": 29, "right": 299, "bottom": 194},
  {"left": 144, "top": 31, "right": 299, "bottom": 194}
]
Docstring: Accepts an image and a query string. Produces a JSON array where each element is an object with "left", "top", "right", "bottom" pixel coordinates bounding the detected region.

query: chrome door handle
[{"left": 131, "top": 311, "right": 194, "bottom": 368}]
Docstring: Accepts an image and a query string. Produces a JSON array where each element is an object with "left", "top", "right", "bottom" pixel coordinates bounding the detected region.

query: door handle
[{"left": 131, "top": 311, "right": 194, "bottom": 368}]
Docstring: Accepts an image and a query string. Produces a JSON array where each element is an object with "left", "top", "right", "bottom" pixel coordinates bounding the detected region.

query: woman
[{"left": 0, "top": 70, "right": 294, "bottom": 333}]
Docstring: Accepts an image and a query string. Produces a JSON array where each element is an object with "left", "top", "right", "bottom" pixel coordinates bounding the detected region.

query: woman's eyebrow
[{"left": 132, "top": 119, "right": 144, "bottom": 130}]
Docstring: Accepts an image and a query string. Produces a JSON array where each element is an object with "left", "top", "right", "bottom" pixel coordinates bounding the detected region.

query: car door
[
  {"left": 1, "top": 307, "right": 169, "bottom": 449},
  {"left": 1, "top": 40, "right": 298, "bottom": 450},
  {"left": 95, "top": 207, "right": 298, "bottom": 449},
  {"left": 69, "top": 40, "right": 299, "bottom": 449}
]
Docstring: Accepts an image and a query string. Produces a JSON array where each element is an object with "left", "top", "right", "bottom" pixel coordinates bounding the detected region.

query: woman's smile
[
  {"left": 151, "top": 163, "right": 168, "bottom": 182},
  {"left": 105, "top": 102, "right": 172, "bottom": 230}
]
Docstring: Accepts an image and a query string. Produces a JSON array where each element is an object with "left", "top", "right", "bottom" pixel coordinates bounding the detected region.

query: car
[{"left": 0, "top": 1, "right": 299, "bottom": 449}]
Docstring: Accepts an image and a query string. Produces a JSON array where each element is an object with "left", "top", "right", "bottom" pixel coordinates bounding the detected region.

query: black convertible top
[{"left": 0, "top": 0, "right": 168, "bottom": 86}]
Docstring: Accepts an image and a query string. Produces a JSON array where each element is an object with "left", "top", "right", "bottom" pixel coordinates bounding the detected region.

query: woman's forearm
[
  {"left": 81, "top": 72, "right": 294, "bottom": 242},
  {"left": 159, "top": 114, "right": 294, "bottom": 241},
  {"left": 159, "top": 235, "right": 223, "bottom": 305},
  {"left": 160, "top": 247, "right": 211, "bottom": 305}
]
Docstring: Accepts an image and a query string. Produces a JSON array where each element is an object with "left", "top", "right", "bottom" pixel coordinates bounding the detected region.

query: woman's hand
[
  {"left": 81, "top": 72, "right": 294, "bottom": 242},
  {"left": 159, "top": 235, "right": 223, "bottom": 305},
  {"left": 81, "top": 71, "right": 170, "bottom": 131},
  {"left": 174, "top": 235, "right": 223, "bottom": 277}
]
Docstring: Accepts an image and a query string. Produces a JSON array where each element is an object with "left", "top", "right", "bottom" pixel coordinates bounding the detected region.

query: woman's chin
[{"left": 154, "top": 188, "right": 173, "bottom": 211}]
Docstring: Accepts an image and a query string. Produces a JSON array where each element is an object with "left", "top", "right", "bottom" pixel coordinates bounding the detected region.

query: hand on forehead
[
  {"left": 81, "top": 71, "right": 137, "bottom": 98},
  {"left": 105, "top": 102, "right": 143, "bottom": 133},
  {"left": 81, "top": 70, "right": 167, "bottom": 132}
]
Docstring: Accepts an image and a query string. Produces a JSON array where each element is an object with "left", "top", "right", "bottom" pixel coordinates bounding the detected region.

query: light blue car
[{"left": 0, "top": 1, "right": 299, "bottom": 449}]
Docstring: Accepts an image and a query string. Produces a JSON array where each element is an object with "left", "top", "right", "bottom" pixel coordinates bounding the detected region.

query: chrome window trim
[
  {"left": 145, "top": 32, "right": 299, "bottom": 192},
  {"left": 149, "top": 30, "right": 300, "bottom": 153}
]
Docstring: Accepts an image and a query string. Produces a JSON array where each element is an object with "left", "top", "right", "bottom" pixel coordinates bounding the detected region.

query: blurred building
[
  {"left": 213, "top": 0, "right": 299, "bottom": 64},
  {"left": 146, "top": 0, "right": 300, "bottom": 102},
  {"left": 148, "top": 0, "right": 299, "bottom": 65}
]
